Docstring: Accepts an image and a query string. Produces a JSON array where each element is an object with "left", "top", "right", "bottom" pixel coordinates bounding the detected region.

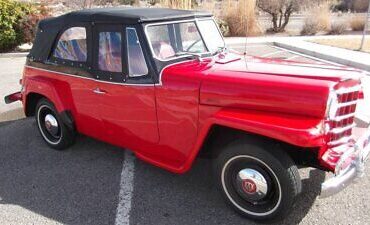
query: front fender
[
  {"left": 176, "top": 106, "right": 325, "bottom": 174},
  {"left": 206, "top": 108, "right": 325, "bottom": 147}
]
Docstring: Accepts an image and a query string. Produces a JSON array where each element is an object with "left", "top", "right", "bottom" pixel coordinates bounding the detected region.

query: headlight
[{"left": 326, "top": 91, "right": 338, "bottom": 120}]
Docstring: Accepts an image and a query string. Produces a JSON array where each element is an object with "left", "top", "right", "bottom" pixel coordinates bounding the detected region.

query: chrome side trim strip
[
  {"left": 156, "top": 59, "right": 199, "bottom": 86},
  {"left": 25, "top": 65, "right": 155, "bottom": 87}
]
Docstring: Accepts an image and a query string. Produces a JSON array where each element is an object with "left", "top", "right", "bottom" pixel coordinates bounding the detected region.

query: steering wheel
[{"left": 185, "top": 39, "right": 202, "bottom": 52}]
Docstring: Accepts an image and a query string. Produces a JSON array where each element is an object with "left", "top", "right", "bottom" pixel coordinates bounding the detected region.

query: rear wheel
[
  {"left": 214, "top": 138, "right": 301, "bottom": 222},
  {"left": 35, "top": 98, "right": 76, "bottom": 150}
]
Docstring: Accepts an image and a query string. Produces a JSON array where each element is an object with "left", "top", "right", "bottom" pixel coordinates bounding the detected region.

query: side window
[
  {"left": 53, "top": 27, "right": 87, "bottom": 62},
  {"left": 126, "top": 28, "right": 148, "bottom": 77},
  {"left": 98, "top": 32, "right": 122, "bottom": 73}
]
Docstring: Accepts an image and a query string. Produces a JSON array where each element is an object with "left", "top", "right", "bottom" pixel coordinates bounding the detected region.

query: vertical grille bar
[{"left": 328, "top": 89, "right": 359, "bottom": 146}]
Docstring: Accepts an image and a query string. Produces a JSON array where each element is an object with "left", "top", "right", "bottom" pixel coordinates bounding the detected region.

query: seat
[{"left": 152, "top": 41, "right": 175, "bottom": 60}]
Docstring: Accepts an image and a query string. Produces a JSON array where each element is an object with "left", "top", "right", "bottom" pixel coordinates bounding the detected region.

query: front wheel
[{"left": 214, "top": 139, "right": 301, "bottom": 222}]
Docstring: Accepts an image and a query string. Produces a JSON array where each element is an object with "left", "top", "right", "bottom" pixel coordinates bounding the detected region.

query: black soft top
[
  {"left": 40, "top": 7, "right": 212, "bottom": 25},
  {"left": 29, "top": 7, "right": 212, "bottom": 62}
]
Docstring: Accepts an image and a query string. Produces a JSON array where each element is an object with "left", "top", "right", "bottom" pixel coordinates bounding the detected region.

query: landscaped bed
[{"left": 311, "top": 37, "right": 370, "bottom": 53}]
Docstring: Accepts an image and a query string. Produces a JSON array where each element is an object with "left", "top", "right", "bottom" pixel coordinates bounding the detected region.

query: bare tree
[{"left": 257, "top": 0, "right": 300, "bottom": 32}]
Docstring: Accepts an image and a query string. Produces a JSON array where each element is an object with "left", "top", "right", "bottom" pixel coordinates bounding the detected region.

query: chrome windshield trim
[
  {"left": 144, "top": 18, "right": 223, "bottom": 62},
  {"left": 196, "top": 17, "right": 226, "bottom": 54}
]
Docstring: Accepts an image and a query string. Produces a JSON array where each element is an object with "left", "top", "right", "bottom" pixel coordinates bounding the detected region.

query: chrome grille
[{"left": 328, "top": 85, "right": 360, "bottom": 147}]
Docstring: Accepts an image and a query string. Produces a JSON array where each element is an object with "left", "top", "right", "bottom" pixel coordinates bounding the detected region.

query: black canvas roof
[
  {"left": 39, "top": 7, "right": 212, "bottom": 27},
  {"left": 29, "top": 7, "right": 212, "bottom": 62}
]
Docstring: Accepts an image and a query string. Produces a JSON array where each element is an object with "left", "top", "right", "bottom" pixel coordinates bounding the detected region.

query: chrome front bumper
[{"left": 320, "top": 127, "right": 370, "bottom": 198}]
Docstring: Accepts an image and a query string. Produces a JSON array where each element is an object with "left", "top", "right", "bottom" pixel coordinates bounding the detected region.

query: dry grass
[
  {"left": 160, "top": 0, "right": 192, "bottom": 9},
  {"left": 328, "top": 21, "right": 347, "bottom": 35},
  {"left": 201, "top": 0, "right": 218, "bottom": 15},
  {"left": 221, "top": 0, "right": 262, "bottom": 36},
  {"left": 301, "top": 2, "right": 331, "bottom": 35},
  {"left": 312, "top": 38, "right": 370, "bottom": 53},
  {"left": 350, "top": 15, "right": 366, "bottom": 31}
]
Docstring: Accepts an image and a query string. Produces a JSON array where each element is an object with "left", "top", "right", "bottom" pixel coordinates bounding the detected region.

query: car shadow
[
  {"left": 131, "top": 157, "right": 326, "bottom": 225},
  {"left": 0, "top": 118, "right": 327, "bottom": 225},
  {"left": 0, "top": 118, "right": 125, "bottom": 225}
]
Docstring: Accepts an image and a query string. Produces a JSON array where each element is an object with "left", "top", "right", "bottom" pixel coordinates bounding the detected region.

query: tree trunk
[
  {"left": 278, "top": 10, "right": 283, "bottom": 28},
  {"left": 280, "top": 11, "right": 292, "bottom": 31},
  {"left": 272, "top": 14, "right": 278, "bottom": 32}
]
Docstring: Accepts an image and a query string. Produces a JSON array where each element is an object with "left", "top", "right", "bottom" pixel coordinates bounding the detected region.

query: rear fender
[{"left": 24, "top": 76, "right": 74, "bottom": 114}]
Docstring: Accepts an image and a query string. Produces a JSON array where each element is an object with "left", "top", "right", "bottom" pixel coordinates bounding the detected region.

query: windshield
[
  {"left": 197, "top": 20, "right": 225, "bottom": 53},
  {"left": 146, "top": 19, "right": 224, "bottom": 60}
]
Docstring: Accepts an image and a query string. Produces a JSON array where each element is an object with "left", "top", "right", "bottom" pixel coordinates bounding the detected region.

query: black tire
[
  {"left": 214, "top": 138, "right": 301, "bottom": 222},
  {"left": 35, "top": 98, "right": 76, "bottom": 150}
]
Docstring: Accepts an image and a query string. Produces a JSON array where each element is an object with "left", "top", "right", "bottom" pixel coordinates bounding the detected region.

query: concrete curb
[
  {"left": 0, "top": 107, "right": 25, "bottom": 122},
  {"left": 0, "top": 52, "right": 28, "bottom": 58},
  {"left": 273, "top": 41, "right": 370, "bottom": 72}
]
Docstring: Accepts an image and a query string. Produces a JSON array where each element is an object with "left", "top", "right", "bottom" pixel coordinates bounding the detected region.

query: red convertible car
[{"left": 5, "top": 7, "right": 370, "bottom": 221}]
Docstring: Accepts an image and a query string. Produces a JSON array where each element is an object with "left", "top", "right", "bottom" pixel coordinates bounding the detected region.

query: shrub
[
  {"left": 215, "top": 19, "right": 230, "bottom": 37},
  {"left": 118, "top": 0, "right": 136, "bottom": 5},
  {"left": 350, "top": 15, "right": 366, "bottom": 31},
  {"left": 0, "top": 0, "right": 29, "bottom": 52},
  {"left": 148, "top": 0, "right": 160, "bottom": 5},
  {"left": 301, "top": 2, "right": 331, "bottom": 35},
  {"left": 0, "top": 0, "right": 49, "bottom": 52},
  {"left": 18, "top": 4, "right": 51, "bottom": 43},
  {"left": 328, "top": 21, "right": 347, "bottom": 34},
  {"left": 222, "top": 0, "right": 262, "bottom": 36},
  {"left": 301, "top": 17, "right": 321, "bottom": 35}
]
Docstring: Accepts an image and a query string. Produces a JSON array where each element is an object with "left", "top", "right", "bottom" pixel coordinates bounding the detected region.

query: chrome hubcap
[
  {"left": 236, "top": 168, "right": 268, "bottom": 201},
  {"left": 44, "top": 114, "right": 59, "bottom": 138}
]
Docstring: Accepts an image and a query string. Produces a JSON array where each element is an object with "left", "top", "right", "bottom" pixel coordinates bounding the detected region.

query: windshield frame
[{"left": 144, "top": 17, "right": 225, "bottom": 62}]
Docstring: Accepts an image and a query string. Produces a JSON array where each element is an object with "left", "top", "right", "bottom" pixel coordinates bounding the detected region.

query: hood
[
  {"left": 199, "top": 53, "right": 363, "bottom": 118},
  {"left": 213, "top": 53, "right": 363, "bottom": 82}
]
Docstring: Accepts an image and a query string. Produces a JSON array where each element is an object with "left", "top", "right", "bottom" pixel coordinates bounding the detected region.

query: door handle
[{"left": 93, "top": 88, "right": 107, "bottom": 94}]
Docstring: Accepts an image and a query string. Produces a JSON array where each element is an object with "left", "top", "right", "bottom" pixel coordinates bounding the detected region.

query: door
[{"left": 93, "top": 25, "right": 159, "bottom": 149}]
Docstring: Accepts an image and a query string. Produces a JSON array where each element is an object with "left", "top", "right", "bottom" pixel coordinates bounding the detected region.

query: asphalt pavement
[
  {"left": 0, "top": 119, "right": 124, "bottom": 225},
  {"left": 1, "top": 44, "right": 370, "bottom": 225}
]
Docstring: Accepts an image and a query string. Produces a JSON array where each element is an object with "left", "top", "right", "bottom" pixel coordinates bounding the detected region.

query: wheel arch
[
  {"left": 197, "top": 124, "right": 320, "bottom": 169},
  {"left": 25, "top": 92, "right": 75, "bottom": 131},
  {"left": 25, "top": 92, "right": 48, "bottom": 116},
  {"left": 24, "top": 76, "right": 74, "bottom": 116}
]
